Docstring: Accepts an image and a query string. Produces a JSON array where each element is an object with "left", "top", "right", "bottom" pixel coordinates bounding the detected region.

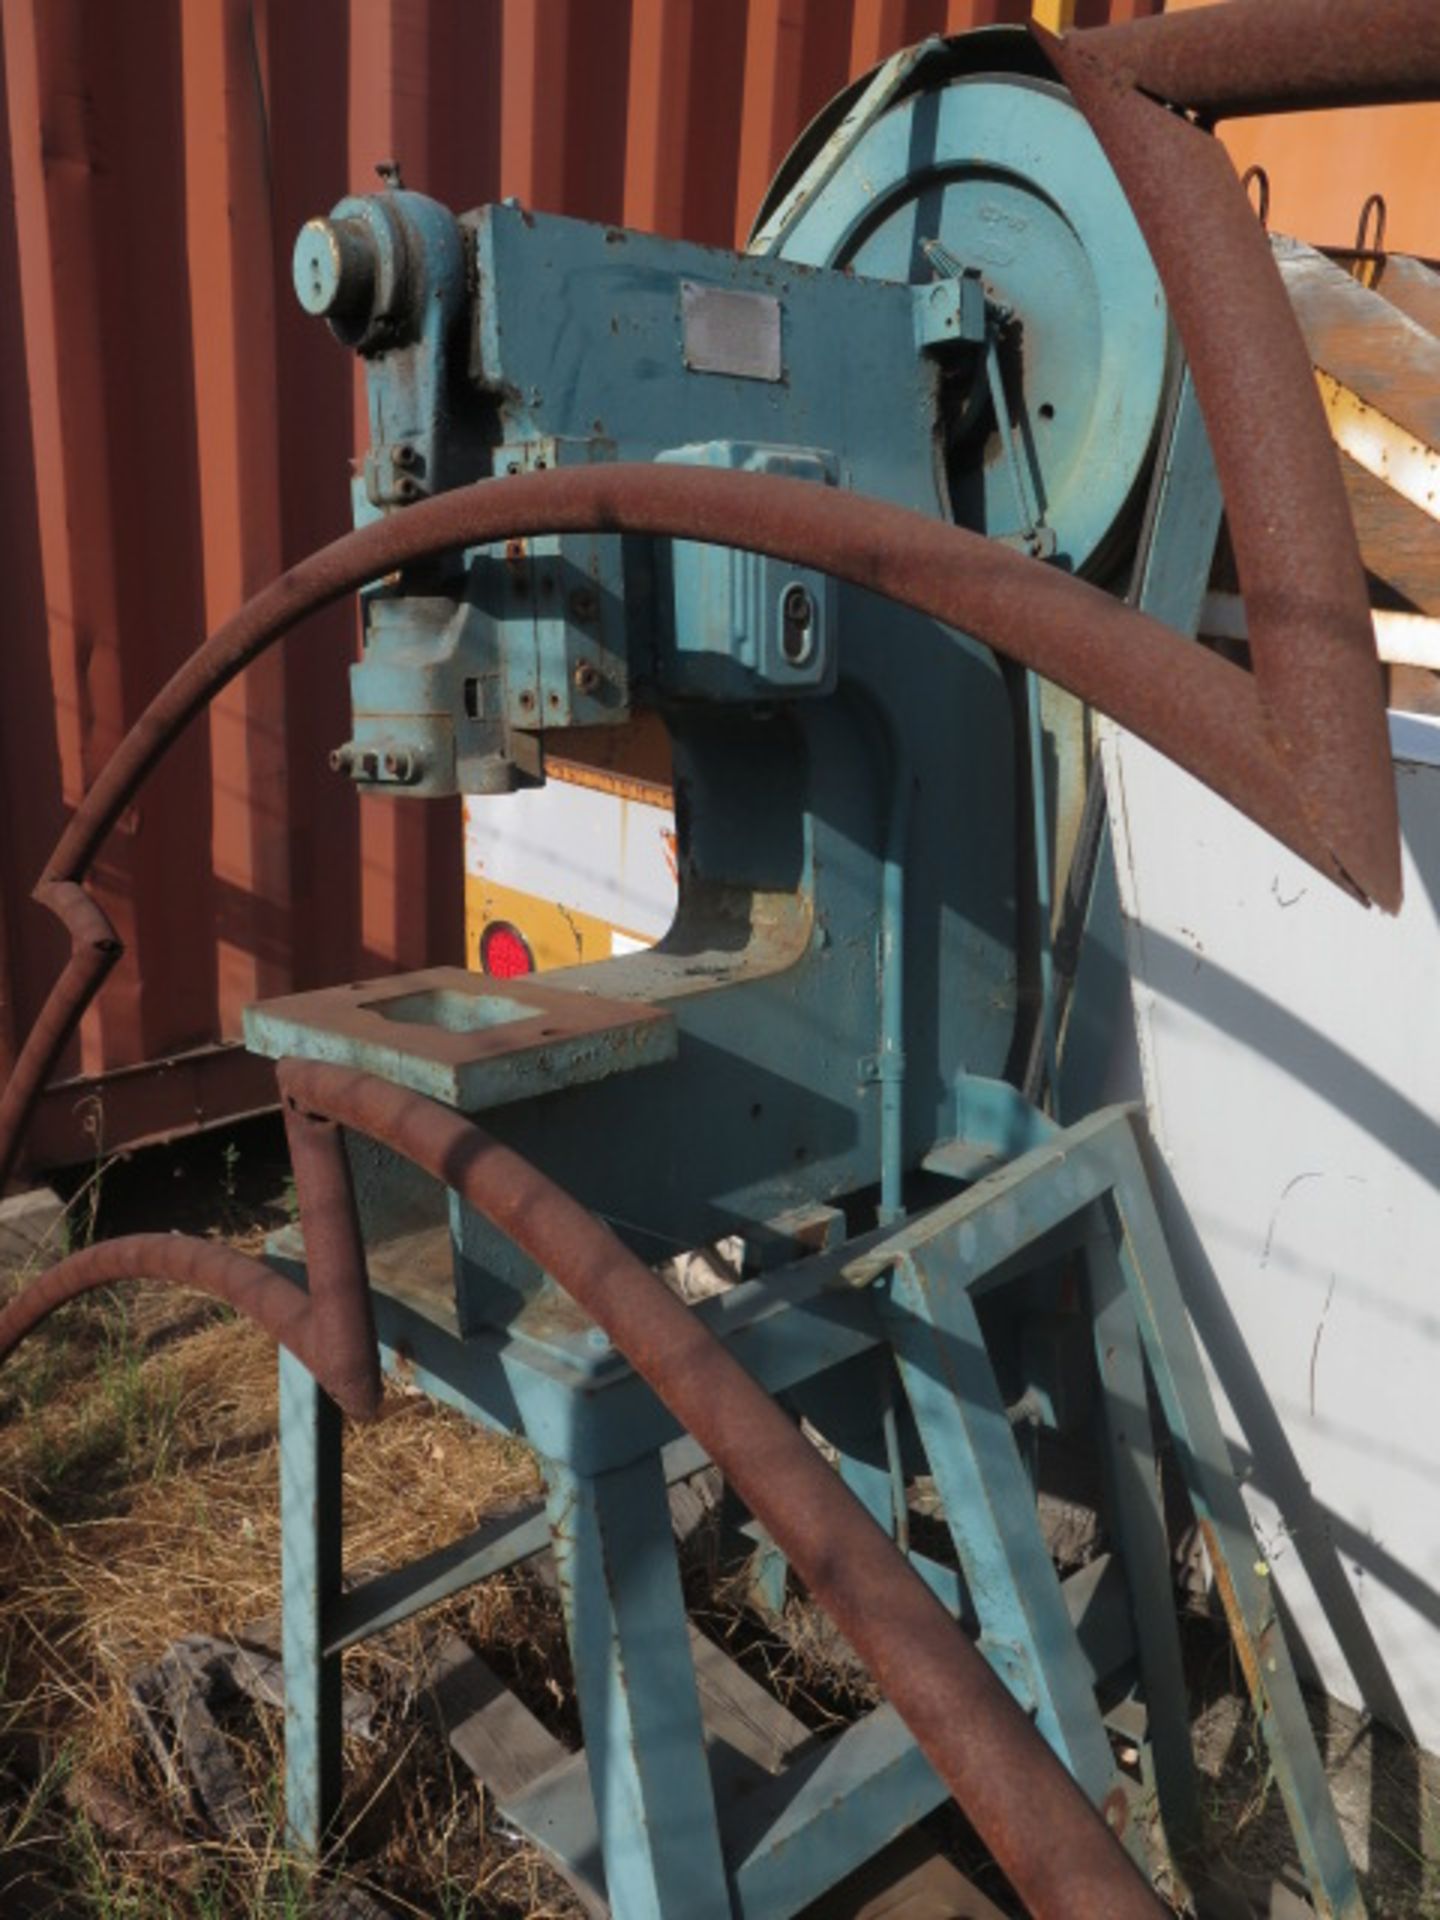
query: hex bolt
[
  {"left": 519, "top": 689, "right": 536, "bottom": 712},
  {"left": 573, "top": 661, "right": 600, "bottom": 696},
  {"left": 391, "top": 444, "right": 419, "bottom": 469},
  {"left": 568, "top": 585, "right": 599, "bottom": 622}
]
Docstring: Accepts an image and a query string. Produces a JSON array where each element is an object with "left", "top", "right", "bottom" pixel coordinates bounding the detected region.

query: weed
[
  {"left": 17, "top": 1302, "right": 182, "bottom": 1518},
  {"left": 2, "top": 1736, "right": 73, "bottom": 1852},
  {"left": 63, "top": 1098, "right": 114, "bottom": 1257}
]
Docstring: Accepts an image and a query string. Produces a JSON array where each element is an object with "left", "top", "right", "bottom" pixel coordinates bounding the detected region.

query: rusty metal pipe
[
  {"left": 0, "top": 1226, "right": 380, "bottom": 1423},
  {"left": 0, "top": 462, "right": 1391, "bottom": 1200},
  {"left": 41, "top": 468, "right": 1342, "bottom": 892},
  {"left": 1041, "top": 29, "right": 1401, "bottom": 912},
  {"left": 0, "top": 882, "right": 122, "bottom": 1196},
  {"left": 1075, "top": 0, "right": 1440, "bottom": 121},
  {"left": 282, "top": 1098, "right": 381, "bottom": 1420},
  {"left": 277, "top": 1056, "right": 1165, "bottom": 1920}
]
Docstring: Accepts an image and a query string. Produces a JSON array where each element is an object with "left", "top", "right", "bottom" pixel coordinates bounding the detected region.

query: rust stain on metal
[
  {"left": 1196, "top": 1518, "right": 1271, "bottom": 1714},
  {"left": 254, "top": 967, "right": 672, "bottom": 1080},
  {"left": 1282, "top": 246, "right": 1440, "bottom": 456},
  {"left": 544, "top": 754, "right": 671, "bottom": 811}
]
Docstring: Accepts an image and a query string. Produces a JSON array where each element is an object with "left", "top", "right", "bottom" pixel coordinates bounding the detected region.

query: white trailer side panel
[{"left": 1104, "top": 714, "right": 1440, "bottom": 1752}]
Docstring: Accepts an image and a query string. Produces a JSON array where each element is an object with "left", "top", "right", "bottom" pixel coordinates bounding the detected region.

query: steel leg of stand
[
  {"left": 280, "top": 1348, "right": 343, "bottom": 1856},
  {"left": 881, "top": 1250, "right": 1123, "bottom": 1812},
  {"left": 1099, "top": 1119, "right": 1365, "bottom": 1920},
  {"left": 546, "top": 1452, "right": 734, "bottom": 1920},
  {"left": 1084, "top": 1209, "right": 1201, "bottom": 1864}
]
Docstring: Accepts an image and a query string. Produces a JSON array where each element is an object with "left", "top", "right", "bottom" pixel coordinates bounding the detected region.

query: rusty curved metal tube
[
  {"left": 277, "top": 1055, "right": 1163, "bottom": 1920},
  {"left": 1075, "top": 0, "right": 1440, "bottom": 122},
  {"left": 281, "top": 1096, "right": 382, "bottom": 1420},
  {"left": 41, "top": 467, "right": 1338, "bottom": 890},
  {"left": 0, "top": 882, "right": 122, "bottom": 1188},
  {"left": 0, "top": 460, "right": 1393, "bottom": 1197},
  {"left": 0, "top": 1225, "right": 379, "bottom": 1423},
  {"left": 1041, "top": 27, "right": 1401, "bottom": 912}
]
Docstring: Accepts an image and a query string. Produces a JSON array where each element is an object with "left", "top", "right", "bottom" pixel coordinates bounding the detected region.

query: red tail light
[{"left": 479, "top": 920, "right": 535, "bottom": 978}]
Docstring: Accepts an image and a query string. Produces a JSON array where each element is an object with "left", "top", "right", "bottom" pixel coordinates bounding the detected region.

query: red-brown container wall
[{"left": 0, "top": 0, "right": 1160, "bottom": 1170}]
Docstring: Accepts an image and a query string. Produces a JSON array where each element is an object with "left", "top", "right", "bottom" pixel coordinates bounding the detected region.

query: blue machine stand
[{"left": 270, "top": 1104, "right": 1362, "bottom": 1920}]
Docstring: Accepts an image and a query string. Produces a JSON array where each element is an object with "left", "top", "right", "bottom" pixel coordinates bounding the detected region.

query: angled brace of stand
[{"left": 843, "top": 1106, "right": 1366, "bottom": 1920}]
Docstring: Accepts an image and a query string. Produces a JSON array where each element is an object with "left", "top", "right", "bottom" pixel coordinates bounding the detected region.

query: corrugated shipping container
[{"left": 6, "top": 0, "right": 1428, "bottom": 1171}]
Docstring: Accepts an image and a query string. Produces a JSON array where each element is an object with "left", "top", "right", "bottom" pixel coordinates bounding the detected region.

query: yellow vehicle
[{"left": 465, "top": 718, "right": 677, "bottom": 976}]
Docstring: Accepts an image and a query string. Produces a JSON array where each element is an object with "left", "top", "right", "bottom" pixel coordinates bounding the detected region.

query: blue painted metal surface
[
  {"left": 881, "top": 1250, "right": 1122, "bottom": 1807},
  {"left": 656, "top": 442, "right": 838, "bottom": 701},
  {"left": 547, "top": 1453, "right": 732, "bottom": 1920},
  {"left": 772, "top": 77, "right": 1168, "bottom": 576},
  {"left": 728, "top": 1710, "right": 946, "bottom": 1915},
  {"left": 1084, "top": 1211, "right": 1201, "bottom": 1862},
  {"left": 255, "top": 200, "right": 1026, "bottom": 1314},
  {"left": 278, "top": 1347, "right": 343, "bottom": 1857},
  {"left": 258, "top": 38, "right": 1364, "bottom": 1920},
  {"left": 1058, "top": 366, "right": 1226, "bottom": 1122}
]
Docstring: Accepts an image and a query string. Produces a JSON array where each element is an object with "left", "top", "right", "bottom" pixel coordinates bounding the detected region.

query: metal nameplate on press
[{"left": 680, "top": 282, "right": 782, "bottom": 382}]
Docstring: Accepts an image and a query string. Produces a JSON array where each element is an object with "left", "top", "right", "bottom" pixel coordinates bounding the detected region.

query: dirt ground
[{"left": 0, "top": 1119, "right": 1435, "bottom": 1918}]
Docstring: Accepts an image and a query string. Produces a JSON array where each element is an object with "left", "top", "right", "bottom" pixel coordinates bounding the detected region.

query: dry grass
[
  {"left": 1, "top": 1119, "right": 1437, "bottom": 1918},
  {"left": 0, "top": 1123, "right": 585, "bottom": 1917}
]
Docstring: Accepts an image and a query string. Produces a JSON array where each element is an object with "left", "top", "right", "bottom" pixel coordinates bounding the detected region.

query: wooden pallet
[
  {"left": 424, "top": 1618, "right": 1007, "bottom": 1919},
  {"left": 411, "top": 1469, "right": 1008, "bottom": 1920}
]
